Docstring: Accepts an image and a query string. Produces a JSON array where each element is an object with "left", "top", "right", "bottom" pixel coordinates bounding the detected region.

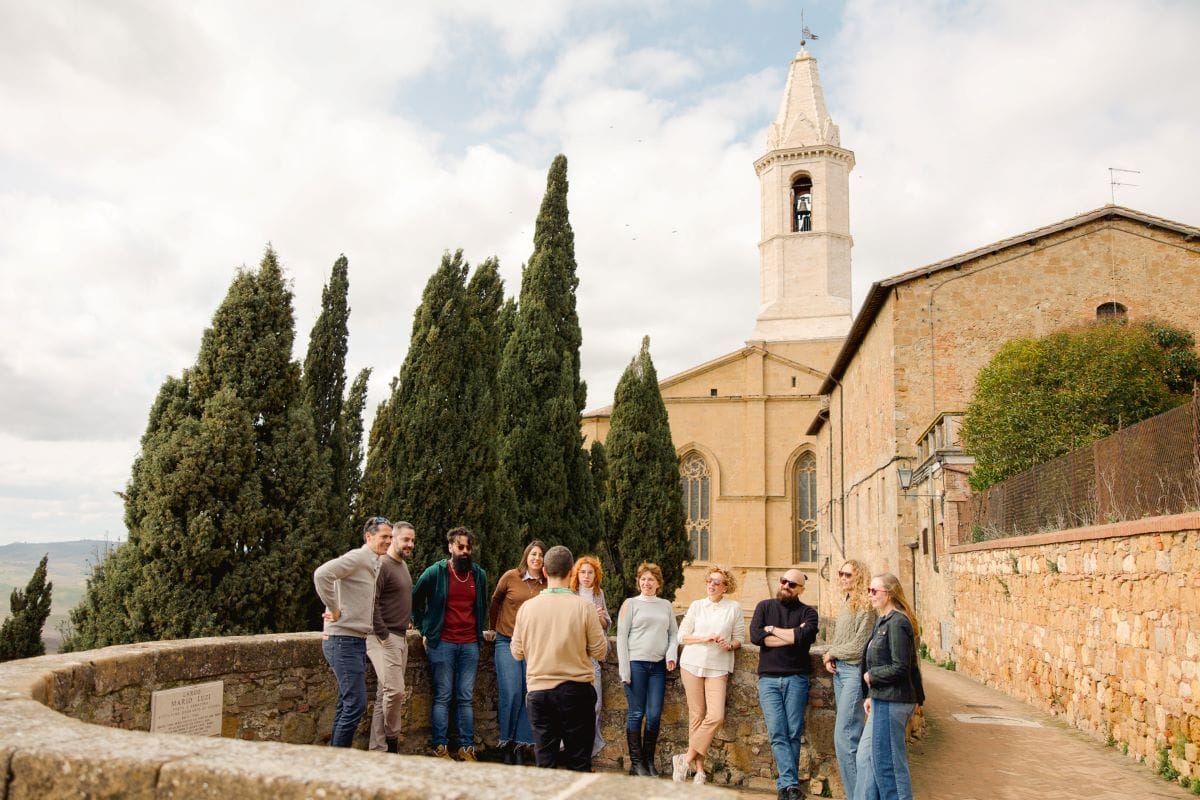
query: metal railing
[{"left": 958, "top": 392, "right": 1200, "bottom": 542}]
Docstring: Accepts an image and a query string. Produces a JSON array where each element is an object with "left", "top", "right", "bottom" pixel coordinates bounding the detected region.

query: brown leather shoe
[
  {"left": 433, "top": 744, "right": 452, "bottom": 759},
  {"left": 456, "top": 746, "right": 478, "bottom": 762}
]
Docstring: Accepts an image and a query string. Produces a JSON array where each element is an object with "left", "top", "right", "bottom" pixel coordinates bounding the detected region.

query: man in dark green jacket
[{"left": 412, "top": 526, "right": 488, "bottom": 761}]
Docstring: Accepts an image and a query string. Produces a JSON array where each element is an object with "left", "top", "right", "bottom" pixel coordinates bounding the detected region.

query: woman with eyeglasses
[
  {"left": 488, "top": 540, "right": 547, "bottom": 765},
  {"left": 821, "top": 560, "right": 876, "bottom": 800},
  {"left": 672, "top": 567, "right": 744, "bottom": 785},
  {"left": 617, "top": 562, "right": 678, "bottom": 777},
  {"left": 856, "top": 573, "right": 924, "bottom": 800},
  {"left": 570, "top": 555, "right": 612, "bottom": 758}
]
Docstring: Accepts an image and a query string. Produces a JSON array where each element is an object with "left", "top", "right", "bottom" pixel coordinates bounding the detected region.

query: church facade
[{"left": 583, "top": 45, "right": 1200, "bottom": 638}]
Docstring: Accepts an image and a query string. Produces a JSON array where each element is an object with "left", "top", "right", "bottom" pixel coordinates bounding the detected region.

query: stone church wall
[
  {"left": 948, "top": 512, "right": 1200, "bottom": 780},
  {"left": 0, "top": 632, "right": 843, "bottom": 797}
]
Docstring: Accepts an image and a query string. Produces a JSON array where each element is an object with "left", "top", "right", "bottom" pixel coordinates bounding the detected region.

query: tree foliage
[
  {"left": 962, "top": 319, "right": 1199, "bottom": 490},
  {"left": 66, "top": 247, "right": 330, "bottom": 649},
  {"left": 302, "top": 255, "right": 359, "bottom": 555},
  {"left": 0, "top": 555, "right": 52, "bottom": 661},
  {"left": 601, "top": 337, "right": 690, "bottom": 602},
  {"left": 498, "top": 154, "right": 601, "bottom": 559},
  {"left": 359, "top": 251, "right": 514, "bottom": 577}
]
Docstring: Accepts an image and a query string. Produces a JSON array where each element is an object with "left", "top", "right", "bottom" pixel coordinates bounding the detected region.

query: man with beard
[
  {"left": 412, "top": 526, "right": 488, "bottom": 761},
  {"left": 367, "top": 521, "right": 415, "bottom": 753},
  {"left": 749, "top": 568, "right": 819, "bottom": 800}
]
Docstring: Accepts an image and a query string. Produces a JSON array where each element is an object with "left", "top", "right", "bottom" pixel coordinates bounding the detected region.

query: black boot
[
  {"left": 501, "top": 740, "right": 518, "bottom": 765},
  {"left": 385, "top": 736, "right": 399, "bottom": 754},
  {"left": 642, "top": 728, "right": 660, "bottom": 777},
  {"left": 626, "top": 728, "right": 650, "bottom": 776}
]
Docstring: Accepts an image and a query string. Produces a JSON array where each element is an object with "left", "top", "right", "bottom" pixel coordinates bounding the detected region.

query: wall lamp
[{"left": 896, "top": 465, "right": 942, "bottom": 499}]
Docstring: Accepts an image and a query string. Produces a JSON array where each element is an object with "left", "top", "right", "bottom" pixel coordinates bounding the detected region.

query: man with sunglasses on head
[
  {"left": 313, "top": 515, "right": 394, "bottom": 747},
  {"left": 750, "top": 568, "right": 819, "bottom": 800}
]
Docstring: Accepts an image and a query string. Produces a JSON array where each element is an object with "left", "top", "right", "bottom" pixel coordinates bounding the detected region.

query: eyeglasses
[
  {"left": 779, "top": 578, "right": 801, "bottom": 589},
  {"left": 363, "top": 516, "right": 391, "bottom": 532},
  {"left": 867, "top": 587, "right": 887, "bottom": 596},
  {"left": 837, "top": 570, "right": 853, "bottom": 578}
]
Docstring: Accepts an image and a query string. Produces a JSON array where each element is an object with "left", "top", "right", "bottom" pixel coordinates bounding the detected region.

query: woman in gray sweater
[
  {"left": 821, "top": 559, "right": 876, "bottom": 800},
  {"left": 617, "top": 562, "right": 678, "bottom": 777}
]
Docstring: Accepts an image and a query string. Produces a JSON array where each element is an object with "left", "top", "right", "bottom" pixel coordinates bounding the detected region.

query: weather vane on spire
[{"left": 800, "top": 10, "right": 819, "bottom": 47}]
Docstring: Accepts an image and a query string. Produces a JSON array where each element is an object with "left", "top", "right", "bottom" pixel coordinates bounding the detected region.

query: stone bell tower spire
[{"left": 750, "top": 46, "right": 854, "bottom": 342}]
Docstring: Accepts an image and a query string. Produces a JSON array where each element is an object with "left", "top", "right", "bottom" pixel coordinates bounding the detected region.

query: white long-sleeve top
[
  {"left": 678, "top": 596, "right": 745, "bottom": 677},
  {"left": 616, "top": 595, "right": 679, "bottom": 684}
]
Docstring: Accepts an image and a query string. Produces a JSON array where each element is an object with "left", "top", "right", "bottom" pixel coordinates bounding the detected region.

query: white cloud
[{"left": 1, "top": 0, "right": 1198, "bottom": 545}]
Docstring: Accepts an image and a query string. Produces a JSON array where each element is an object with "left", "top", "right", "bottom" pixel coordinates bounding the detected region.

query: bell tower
[{"left": 750, "top": 46, "right": 854, "bottom": 342}]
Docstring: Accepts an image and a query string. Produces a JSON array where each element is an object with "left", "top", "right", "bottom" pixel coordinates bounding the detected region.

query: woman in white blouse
[{"left": 672, "top": 566, "right": 745, "bottom": 785}]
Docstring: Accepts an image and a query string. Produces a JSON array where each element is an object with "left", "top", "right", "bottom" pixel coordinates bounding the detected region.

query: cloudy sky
[{"left": 2, "top": 0, "right": 1198, "bottom": 546}]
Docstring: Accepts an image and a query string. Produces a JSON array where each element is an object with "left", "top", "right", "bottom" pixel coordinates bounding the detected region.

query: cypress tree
[
  {"left": 0, "top": 555, "right": 53, "bottom": 661},
  {"left": 302, "top": 255, "right": 354, "bottom": 554},
  {"left": 341, "top": 367, "right": 372, "bottom": 544},
  {"left": 498, "top": 154, "right": 601, "bottom": 558},
  {"left": 602, "top": 337, "right": 690, "bottom": 602},
  {"left": 68, "top": 247, "right": 330, "bottom": 646},
  {"left": 359, "top": 251, "right": 513, "bottom": 576}
]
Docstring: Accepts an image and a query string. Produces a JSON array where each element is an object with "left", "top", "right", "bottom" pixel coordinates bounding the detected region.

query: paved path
[{"left": 909, "top": 665, "right": 1191, "bottom": 800}]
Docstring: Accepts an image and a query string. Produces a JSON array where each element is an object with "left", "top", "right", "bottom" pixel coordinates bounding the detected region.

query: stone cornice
[{"left": 754, "top": 145, "right": 855, "bottom": 174}]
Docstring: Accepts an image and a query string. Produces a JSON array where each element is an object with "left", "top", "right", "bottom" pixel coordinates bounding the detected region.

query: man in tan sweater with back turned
[{"left": 511, "top": 545, "right": 608, "bottom": 771}]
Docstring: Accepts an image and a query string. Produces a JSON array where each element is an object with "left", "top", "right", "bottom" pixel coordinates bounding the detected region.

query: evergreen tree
[
  {"left": 498, "top": 154, "right": 601, "bottom": 558},
  {"left": 302, "top": 255, "right": 354, "bottom": 556},
  {"left": 341, "top": 367, "right": 372, "bottom": 544},
  {"left": 68, "top": 247, "right": 331, "bottom": 647},
  {"left": 359, "top": 251, "right": 513, "bottom": 576},
  {"left": 602, "top": 337, "right": 690, "bottom": 602},
  {"left": 0, "top": 555, "right": 53, "bottom": 661}
]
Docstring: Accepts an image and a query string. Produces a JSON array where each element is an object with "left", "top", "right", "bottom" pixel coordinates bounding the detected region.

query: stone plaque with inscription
[{"left": 150, "top": 680, "right": 224, "bottom": 736}]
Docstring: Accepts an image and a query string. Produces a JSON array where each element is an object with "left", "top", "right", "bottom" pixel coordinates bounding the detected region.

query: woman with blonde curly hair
[
  {"left": 821, "top": 559, "right": 876, "bottom": 800},
  {"left": 671, "top": 566, "right": 744, "bottom": 785},
  {"left": 570, "top": 555, "right": 612, "bottom": 757}
]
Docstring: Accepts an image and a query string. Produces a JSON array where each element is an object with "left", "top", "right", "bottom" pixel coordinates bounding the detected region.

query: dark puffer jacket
[{"left": 859, "top": 610, "right": 925, "bottom": 704}]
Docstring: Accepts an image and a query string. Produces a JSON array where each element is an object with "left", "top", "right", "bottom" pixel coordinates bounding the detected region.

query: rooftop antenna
[
  {"left": 801, "top": 10, "right": 819, "bottom": 47},
  {"left": 1108, "top": 167, "right": 1139, "bottom": 205}
]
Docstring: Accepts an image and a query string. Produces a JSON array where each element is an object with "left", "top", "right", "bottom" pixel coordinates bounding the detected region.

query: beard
[
  {"left": 776, "top": 589, "right": 799, "bottom": 604},
  {"left": 452, "top": 553, "right": 473, "bottom": 573}
]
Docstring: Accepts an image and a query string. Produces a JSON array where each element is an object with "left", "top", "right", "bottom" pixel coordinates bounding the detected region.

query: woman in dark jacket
[{"left": 855, "top": 572, "right": 924, "bottom": 800}]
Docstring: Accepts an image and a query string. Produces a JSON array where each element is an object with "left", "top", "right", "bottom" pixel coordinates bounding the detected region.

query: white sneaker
[
  {"left": 693, "top": 771, "right": 706, "bottom": 785},
  {"left": 672, "top": 754, "right": 688, "bottom": 782}
]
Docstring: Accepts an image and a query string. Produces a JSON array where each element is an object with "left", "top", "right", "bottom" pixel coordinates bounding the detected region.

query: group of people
[
  {"left": 312, "top": 518, "right": 609, "bottom": 769},
  {"left": 312, "top": 518, "right": 924, "bottom": 800}
]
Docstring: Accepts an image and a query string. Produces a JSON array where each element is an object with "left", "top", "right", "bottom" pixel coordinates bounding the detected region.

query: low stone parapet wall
[
  {"left": 948, "top": 512, "right": 1200, "bottom": 781},
  {"left": 0, "top": 632, "right": 839, "bottom": 797}
]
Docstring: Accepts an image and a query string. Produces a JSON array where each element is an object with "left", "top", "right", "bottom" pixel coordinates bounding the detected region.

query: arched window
[
  {"left": 1096, "top": 301, "right": 1127, "bottom": 320},
  {"left": 791, "top": 175, "right": 813, "bottom": 232},
  {"left": 680, "top": 452, "right": 711, "bottom": 562},
  {"left": 793, "top": 451, "right": 818, "bottom": 562}
]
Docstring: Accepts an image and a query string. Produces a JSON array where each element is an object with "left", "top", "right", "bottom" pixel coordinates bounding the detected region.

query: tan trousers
[
  {"left": 680, "top": 668, "right": 728, "bottom": 761},
  {"left": 366, "top": 633, "right": 408, "bottom": 751}
]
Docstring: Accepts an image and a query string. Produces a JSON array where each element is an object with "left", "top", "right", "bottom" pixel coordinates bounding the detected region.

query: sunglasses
[
  {"left": 779, "top": 578, "right": 801, "bottom": 589},
  {"left": 363, "top": 515, "right": 391, "bottom": 532},
  {"left": 705, "top": 577, "right": 726, "bottom": 585},
  {"left": 867, "top": 587, "right": 887, "bottom": 596},
  {"left": 837, "top": 570, "right": 853, "bottom": 578}
]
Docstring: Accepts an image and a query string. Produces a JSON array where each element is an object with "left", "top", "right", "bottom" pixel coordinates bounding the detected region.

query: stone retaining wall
[
  {"left": 0, "top": 632, "right": 840, "bottom": 798},
  {"left": 948, "top": 512, "right": 1200, "bottom": 780}
]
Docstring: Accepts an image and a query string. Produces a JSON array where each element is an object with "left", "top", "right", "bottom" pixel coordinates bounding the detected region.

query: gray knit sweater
[
  {"left": 313, "top": 545, "right": 380, "bottom": 638},
  {"left": 824, "top": 596, "right": 876, "bottom": 664}
]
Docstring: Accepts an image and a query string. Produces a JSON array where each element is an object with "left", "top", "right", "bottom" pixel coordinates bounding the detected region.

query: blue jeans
[
  {"left": 854, "top": 700, "right": 915, "bottom": 800},
  {"left": 426, "top": 639, "right": 480, "bottom": 749},
  {"left": 494, "top": 634, "right": 533, "bottom": 745},
  {"left": 758, "top": 673, "right": 811, "bottom": 790},
  {"left": 322, "top": 635, "right": 367, "bottom": 747},
  {"left": 623, "top": 659, "right": 665, "bottom": 734},
  {"left": 833, "top": 660, "right": 867, "bottom": 798}
]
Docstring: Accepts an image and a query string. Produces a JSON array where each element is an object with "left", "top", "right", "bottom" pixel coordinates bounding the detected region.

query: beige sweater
[{"left": 511, "top": 590, "right": 608, "bottom": 691}]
